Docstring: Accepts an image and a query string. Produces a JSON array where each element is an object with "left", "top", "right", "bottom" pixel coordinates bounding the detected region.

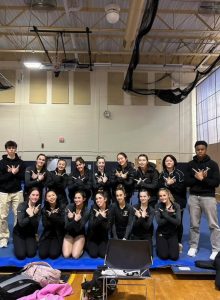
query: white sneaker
[
  {"left": 179, "top": 243, "right": 183, "bottom": 253},
  {"left": 0, "top": 239, "right": 8, "bottom": 248},
  {"left": 187, "top": 248, "right": 197, "bottom": 257},
  {"left": 210, "top": 251, "right": 218, "bottom": 260}
]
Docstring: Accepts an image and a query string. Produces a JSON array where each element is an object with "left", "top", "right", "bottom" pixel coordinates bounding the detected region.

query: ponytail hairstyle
[
  {"left": 138, "top": 189, "right": 151, "bottom": 201},
  {"left": 116, "top": 184, "right": 126, "bottom": 196},
  {"left": 96, "top": 155, "right": 105, "bottom": 162}
]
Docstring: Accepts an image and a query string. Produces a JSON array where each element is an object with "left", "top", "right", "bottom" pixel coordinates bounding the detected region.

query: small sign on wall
[{"left": 59, "top": 136, "right": 65, "bottom": 143}]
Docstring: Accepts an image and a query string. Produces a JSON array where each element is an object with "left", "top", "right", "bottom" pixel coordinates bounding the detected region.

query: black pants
[
  {"left": 87, "top": 240, "right": 108, "bottom": 258},
  {"left": 38, "top": 237, "right": 62, "bottom": 259},
  {"left": 178, "top": 210, "right": 184, "bottom": 243},
  {"left": 156, "top": 231, "right": 179, "bottom": 261},
  {"left": 13, "top": 233, "right": 37, "bottom": 260}
]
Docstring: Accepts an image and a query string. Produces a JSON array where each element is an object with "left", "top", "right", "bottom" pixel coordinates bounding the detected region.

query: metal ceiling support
[
  {"left": 32, "top": 26, "right": 53, "bottom": 63},
  {"left": 63, "top": 0, "right": 78, "bottom": 60},
  {"left": 31, "top": 26, "right": 93, "bottom": 71},
  {"left": 123, "top": 0, "right": 145, "bottom": 50}
]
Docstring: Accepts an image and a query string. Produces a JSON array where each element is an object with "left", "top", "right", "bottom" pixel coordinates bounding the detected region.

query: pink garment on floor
[{"left": 17, "top": 283, "right": 73, "bottom": 300}]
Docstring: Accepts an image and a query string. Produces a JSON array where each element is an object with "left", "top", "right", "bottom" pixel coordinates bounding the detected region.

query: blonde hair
[{"left": 158, "top": 188, "right": 175, "bottom": 202}]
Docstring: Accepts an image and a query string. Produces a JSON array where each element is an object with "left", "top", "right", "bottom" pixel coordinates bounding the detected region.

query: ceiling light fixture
[
  {"left": 23, "top": 62, "right": 42, "bottom": 69},
  {"left": 105, "top": 3, "right": 120, "bottom": 24}
]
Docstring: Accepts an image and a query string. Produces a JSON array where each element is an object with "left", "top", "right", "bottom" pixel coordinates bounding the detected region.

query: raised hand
[
  {"left": 93, "top": 208, "right": 100, "bottom": 217},
  {"left": 121, "top": 172, "right": 128, "bottom": 179},
  {"left": 102, "top": 175, "right": 108, "bottom": 183},
  {"left": 133, "top": 207, "right": 141, "bottom": 218},
  {"left": 7, "top": 165, "right": 12, "bottom": 173},
  {"left": 192, "top": 168, "right": 204, "bottom": 181},
  {"left": 134, "top": 178, "right": 142, "bottom": 185},
  {"left": 52, "top": 208, "right": 59, "bottom": 214},
  {"left": 67, "top": 209, "right": 74, "bottom": 219},
  {"left": 33, "top": 204, "right": 41, "bottom": 215},
  {"left": 46, "top": 210, "right": 51, "bottom": 216},
  {"left": 115, "top": 170, "right": 122, "bottom": 178},
  {"left": 11, "top": 165, "right": 20, "bottom": 174},
  {"left": 26, "top": 205, "right": 35, "bottom": 217},
  {"left": 38, "top": 172, "right": 45, "bottom": 181},
  {"left": 164, "top": 176, "right": 176, "bottom": 185},
  {"left": 31, "top": 171, "right": 38, "bottom": 180}
]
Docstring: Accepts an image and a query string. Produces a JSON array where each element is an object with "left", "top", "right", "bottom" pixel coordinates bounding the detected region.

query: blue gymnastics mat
[{"left": 0, "top": 199, "right": 219, "bottom": 273}]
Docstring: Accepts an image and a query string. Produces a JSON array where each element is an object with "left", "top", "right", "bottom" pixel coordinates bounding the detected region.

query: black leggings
[
  {"left": 178, "top": 210, "right": 184, "bottom": 243},
  {"left": 13, "top": 233, "right": 37, "bottom": 260},
  {"left": 156, "top": 231, "right": 179, "bottom": 261},
  {"left": 38, "top": 237, "right": 62, "bottom": 259},
  {"left": 87, "top": 240, "right": 108, "bottom": 258}
]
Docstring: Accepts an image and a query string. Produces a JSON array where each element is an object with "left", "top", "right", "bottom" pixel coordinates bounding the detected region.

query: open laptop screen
[{"left": 104, "top": 239, "right": 152, "bottom": 270}]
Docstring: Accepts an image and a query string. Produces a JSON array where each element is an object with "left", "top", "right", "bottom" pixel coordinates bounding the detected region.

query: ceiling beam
[
  {"left": 0, "top": 49, "right": 218, "bottom": 57},
  {"left": 123, "top": 0, "right": 145, "bottom": 50}
]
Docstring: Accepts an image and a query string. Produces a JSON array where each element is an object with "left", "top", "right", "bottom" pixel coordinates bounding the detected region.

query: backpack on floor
[
  {"left": 0, "top": 273, "right": 41, "bottom": 300},
  {"left": 22, "top": 261, "right": 61, "bottom": 287},
  {"left": 81, "top": 266, "right": 117, "bottom": 300}
]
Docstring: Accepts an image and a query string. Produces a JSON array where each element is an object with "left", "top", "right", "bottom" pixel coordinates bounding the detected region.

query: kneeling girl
[{"left": 155, "top": 188, "right": 181, "bottom": 261}]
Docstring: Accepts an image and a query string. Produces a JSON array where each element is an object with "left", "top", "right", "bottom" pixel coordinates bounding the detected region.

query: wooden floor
[{"left": 65, "top": 268, "right": 220, "bottom": 300}]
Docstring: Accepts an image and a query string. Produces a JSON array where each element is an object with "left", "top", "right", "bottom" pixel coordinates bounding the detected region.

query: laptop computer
[{"left": 102, "top": 239, "right": 152, "bottom": 278}]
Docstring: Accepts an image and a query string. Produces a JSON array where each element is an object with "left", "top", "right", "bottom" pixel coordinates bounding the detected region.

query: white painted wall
[{"left": 0, "top": 67, "right": 196, "bottom": 162}]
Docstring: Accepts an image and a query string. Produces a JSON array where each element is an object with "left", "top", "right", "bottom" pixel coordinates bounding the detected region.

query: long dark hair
[{"left": 44, "top": 190, "right": 59, "bottom": 210}]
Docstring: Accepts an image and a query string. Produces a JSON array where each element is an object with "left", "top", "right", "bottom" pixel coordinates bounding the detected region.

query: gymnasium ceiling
[{"left": 1, "top": 0, "right": 220, "bottom": 71}]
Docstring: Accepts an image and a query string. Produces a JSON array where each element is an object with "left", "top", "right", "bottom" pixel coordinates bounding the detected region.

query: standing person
[
  {"left": 93, "top": 156, "right": 111, "bottom": 203},
  {"left": 131, "top": 190, "right": 154, "bottom": 254},
  {"left": 158, "top": 154, "right": 186, "bottom": 252},
  {"left": 111, "top": 152, "right": 135, "bottom": 203},
  {"left": 62, "top": 191, "right": 90, "bottom": 259},
  {"left": 134, "top": 154, "right": 159, "bottom": 207},
  {"left": 68, "top": 157, "right": 92, "bottom": 203},
  {"left": 38, "top": 190, "right": 65, "bottom": 259},
  {"left": 87, "top": 191, "right": 110, "bottom": 258},
  {"left": 186, "top": 140, "right": 220, "bottom": 260},
  {"left": 0, "top": 140, "right": 25, "bottom": 248},
  {"left": 47, "top": 159, "right": 69, "bottom": 206},
  {"left": 110, "top": 185, "right": 133, "bottom": 240},
  {"left": 24, "top": 153, "right": 51, "bottom": 202},
  {"left": 155, "top": 188, "right": 181, "bottom": 261},
  {"left": 13, "top": 187, "right": 41, "bottom": 259}
]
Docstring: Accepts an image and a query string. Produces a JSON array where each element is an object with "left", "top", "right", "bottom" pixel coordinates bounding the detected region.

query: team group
[{"left": 0, "top": 140, "right": 219, "bottom": 261}]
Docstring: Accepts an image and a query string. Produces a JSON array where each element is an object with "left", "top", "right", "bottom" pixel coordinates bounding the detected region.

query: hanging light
[
  {"left": 105, "top": 3, "right": 120, "bottom": 24},
  {"left": 23, "top": 62, "right": 42, "bottom": 69}
]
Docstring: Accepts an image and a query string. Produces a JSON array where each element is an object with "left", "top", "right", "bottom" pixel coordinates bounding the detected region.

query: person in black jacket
[
  {"left": 0, "top": 140, "right": 25, "bottom": 248},
  {"left": 111, "top": 152, "right": 135, "bottom": 203},
  {"left": 93, "top": 156, "right": 111, "bottom": 203},
  {"left": 134, "top": 154, "right": 159, "bottom": 207},
  {"left": 155, "top": 188, "right": 181, "bottom": 261},
  {"left": 47, "top": 159, "right": 69, "bottom": 206},
  {"left": 38, "top": 190, "right": 65, "bottom": 259},
  {"left": 87, "top": 191, "right": 110, "bottom": 258},
  {"left": 68, "top": 157, "right": 92, "bottom": 203},
  {"left": 158, "top": 154, "right": 186, "bottom": 252},
  {"left": 186, "top": 140, "right": 220, "bottom": 260},
  {"left": 109, "top": 185, "right": 133, "bottom": 240},
  {"left": 24, "top": 153, "right": 51, "bottom": 202},
  {"left": 131, "top": 189, "right": 154, "bottom": 255},
  {"left": 62, "top": 191, "right": 90, "bottom": 259},
  {"left": 13, "top": 187, "right": 41, "bottom": 259}
]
